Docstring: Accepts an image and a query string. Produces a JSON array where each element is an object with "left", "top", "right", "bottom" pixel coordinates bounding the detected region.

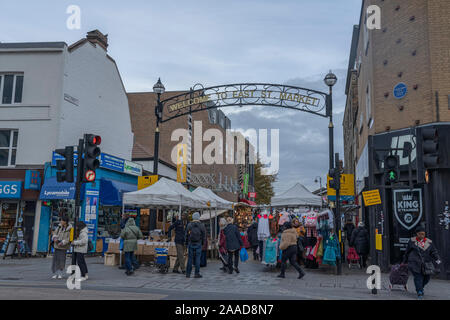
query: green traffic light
[{"left": 389, "top": 170, "right": 397, "bottom": 181}]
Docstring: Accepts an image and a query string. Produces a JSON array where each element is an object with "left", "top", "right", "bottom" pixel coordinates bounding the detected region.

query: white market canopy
[
  {"left": 122, "top": 177, "right": 209, "bottom": 208},
  {"left": 271, "top": 183, "right": 322, "bottom": 207},
  {"left": 192, "top": 186, "right": 234, "bottom": 210},
  {"left": 198, "top": 210, "right": 228, "bottom": 221}
]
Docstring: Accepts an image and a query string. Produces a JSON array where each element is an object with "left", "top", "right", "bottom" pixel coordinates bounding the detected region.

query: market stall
[{"left": 270, "top": 183, "right": 322, "bottom": 208}]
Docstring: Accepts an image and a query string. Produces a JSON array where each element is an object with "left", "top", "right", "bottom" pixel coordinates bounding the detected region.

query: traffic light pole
[{"left": 71, "top": 138, "right": 84, "bottom": 266}]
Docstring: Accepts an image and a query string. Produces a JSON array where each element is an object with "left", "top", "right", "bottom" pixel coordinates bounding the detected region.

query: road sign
[
  {"left": 138, "top": 175, "right": 158, "bottom": 190},
  {"left": 327, "top": 174, "right": 355, "bottom": 200},
  {"left": 85, "top": 170, "right": 96, "bottom": 182},
  {"left": 248, "top": 192, "right": 257, "bottom": 198},
  {"left": 362, "top": 189, "right": 382, "bottom": 206}
]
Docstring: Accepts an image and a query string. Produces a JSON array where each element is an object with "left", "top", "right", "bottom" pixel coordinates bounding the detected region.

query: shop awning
[
  {"left": 39, "top": 177, "right": 76, "bottom": 200},
  {"left": 99, "top": 178, "right": 137, "bottom": 206}
]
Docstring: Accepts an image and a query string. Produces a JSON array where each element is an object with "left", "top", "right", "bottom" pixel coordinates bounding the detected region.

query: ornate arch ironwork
[{"left": 159, "top": 83, "right": 330, "bottom": 123}]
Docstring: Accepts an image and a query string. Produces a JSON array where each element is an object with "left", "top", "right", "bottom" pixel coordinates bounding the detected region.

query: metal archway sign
[{"left": 159, "top": 83, "right": 330, "bottom": 123}]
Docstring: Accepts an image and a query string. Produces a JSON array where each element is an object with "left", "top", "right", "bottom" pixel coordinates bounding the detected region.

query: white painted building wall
[
  {"left": 0, "top": 48, "right": 66, "bottom": 165},
  {"left": 0, "top": 39, "right": 134, "bottom": 166}
]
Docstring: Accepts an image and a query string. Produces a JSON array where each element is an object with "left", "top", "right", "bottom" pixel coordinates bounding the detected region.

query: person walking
[
  {"left": 343, "top": 220, "right": 355, "bottom": 246},
  {"left": 167, "top": 215, "right": 186, "bottom": 274},
  {"left": 51, "top": 215, "right": 72, "bottom": 279},
  {"left": 403, "top": 226, "right": 441, "bottom": 299},
  {"left": 350, "top": 222, "right": 370, "bottom": 268},
  {"left": 72, "top": 221, "right": 89, "bottom": 281},
  {"left": 247, "top": 218, "right": 259, "bottom": 260},
  {"left": 185, "top": 212, "right": 206, "bottom": 278},
  {"left": 278, "top": 222, "right": 306, "bottom": 279},
  {"left": 120, "top": 216, "right": 143, "bottom": 276},
  {"left": 223, "top": 217, "right": 243, "bottom": 274},
  {"left": 292, "top": 218, "right": 306, "bottom": 265},
  {"left": 218, "top": 218, "right": 229, "bottom": 272}
]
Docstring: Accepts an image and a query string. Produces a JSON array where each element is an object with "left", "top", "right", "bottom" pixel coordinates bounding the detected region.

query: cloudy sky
[{"left": 1, "top": 0, "right": 362, "bottom": 194}]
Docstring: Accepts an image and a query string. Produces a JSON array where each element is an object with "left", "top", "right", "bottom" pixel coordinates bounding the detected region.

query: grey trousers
[
  {"left": 52, "top": 249, "right": 67, "bottom": 274},
  {"left": 173, "top": 243, "right": 186, "bottom": 272}
]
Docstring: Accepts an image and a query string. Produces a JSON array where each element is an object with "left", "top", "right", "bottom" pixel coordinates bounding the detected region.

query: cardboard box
[
  {"left": 104, "top": 253, "right": 119, "bottom": 266},
  {"left": 168, "top": 245, "right": 177, "bottom": 256},
  {"left": 169, "top": 256, "right": 177, "bottom": 269},
  {"left": 143, "top": 244, "right": 155, "bottom": 255},
  {"left": 107, "top": 242, "right": 119, "bottom": 253},
  {"left": 137, "top": 255, "right": 154, "bottom": 263},
  {"left": 137, "top": 240, "right": 146, "bottom": 255},
  {"left": 96, "top": 239, "right": 103, "bottom": 253}
]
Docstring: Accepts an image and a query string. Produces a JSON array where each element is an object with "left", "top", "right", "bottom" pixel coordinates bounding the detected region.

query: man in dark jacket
[
  {"left": 403, "top": 226, "right": 441, "bottom": 299},
  {"left": 247, "top": 219, "right": 259, "bottom": 260},
  {"left": 168, "top": 215, "right": 186, "bottom": 274},
  {"left": 185, "top": 212, "right": 206, "bottom": 278},
  {"left": 224, "top": 217, "right": 243, "bottom": 274},
  {"left": 350, "top": 222, "right": 370, "bottom": 268},
  {"left": 343, "top": 220, "right": 355, "bottom": 245}
]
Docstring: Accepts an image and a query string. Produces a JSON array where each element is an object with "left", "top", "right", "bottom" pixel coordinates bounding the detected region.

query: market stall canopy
[
  {"left": 122, "top": 177, "right": 208, "bottom": 208},
  {"left": 238, "top": 199, "right": 257, "bottom": 207},
  {"left": 192, "top": 187, "right": 234, "bottom": 209},
  {"left": 271, "top": 183, "right": 322, "bottom": 207},
  {"left": 198, "top": 210, "right": 228, "bottom": 221}
]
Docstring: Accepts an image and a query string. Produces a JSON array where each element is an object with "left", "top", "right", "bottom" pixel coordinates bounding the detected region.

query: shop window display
[
  {"left": 0, "top": 202, "right": 18, "bottom": 249},
  {"left": 98, "top": 206, "right": 121, "bottom": 238}
]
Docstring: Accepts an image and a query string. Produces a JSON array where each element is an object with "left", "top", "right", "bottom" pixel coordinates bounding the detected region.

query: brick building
[
  {"left": 343, "top": 0, "right": 450, "bottom": 277},
  {"left": 128, "top": 91, "right": 255, "bottom": 202}
]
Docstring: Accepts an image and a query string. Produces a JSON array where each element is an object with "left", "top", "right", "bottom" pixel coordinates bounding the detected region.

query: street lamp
[
  {"left": 153, "top": 78, "right": 165, "bottom": 175},
  {"left": 324, "top": 70, "right": 337, "bottom": 170},
  {"left": 315, "top": 176, "right": 324, "bottom": 208}
]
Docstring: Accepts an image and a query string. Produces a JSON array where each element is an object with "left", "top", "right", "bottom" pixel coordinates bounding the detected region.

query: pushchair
[
  {"left": 347, "top": 247, "right": 361, "bottom": 269},
  {"left": 389, "top": 264, "right": 409, "bottom": 291},
  {"left": 155, "top": 248, "right": 169, "bottom": 273}
]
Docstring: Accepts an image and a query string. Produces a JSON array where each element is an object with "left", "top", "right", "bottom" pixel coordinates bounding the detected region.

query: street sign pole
[
  {"left": 72, "top": 137, "right": 84, "bottom": 267},
  {"left": 335, "top": 153, "right": 342, "bottom": 275}
]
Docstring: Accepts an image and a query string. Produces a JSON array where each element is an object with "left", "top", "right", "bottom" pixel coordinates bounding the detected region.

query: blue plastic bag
[{"left": 240, "top": 247, "right": 249, "bottom": 262}]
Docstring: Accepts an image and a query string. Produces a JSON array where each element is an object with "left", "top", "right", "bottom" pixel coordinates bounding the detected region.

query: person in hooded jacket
[
  {"left": 51, "top": 215, "right": 72, "bottom": 279},
  {"left": 72, "top": 221, "right": 89, "bottom": 281},
  {"left": 247, "top": 218, "right": 259, "bottom": 260},
  {"left": 403, "top": 226, "right": 441, "bottom": 299},
  {"left": 168, "top": 215, "right": 186, "bottom": 274},
  {"left": 350, "top": 222, "right": 370, "bottom": 268},
  {"left": 223, "top": 217, "right": 243, "bottom": 274},
  {"left": 120, "top": 216, "right": 143, "bottom": 276},
  {"left": 278, "top": 222, "right": 306, "bottom": 279},
  {"left": 185, "top": 212, "right": 206, "bottom": 278}
]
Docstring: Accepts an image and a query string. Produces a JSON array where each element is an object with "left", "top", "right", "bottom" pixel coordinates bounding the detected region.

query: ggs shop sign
[{"left": 0, "top": 181, "right": 22, "bottom": 199}]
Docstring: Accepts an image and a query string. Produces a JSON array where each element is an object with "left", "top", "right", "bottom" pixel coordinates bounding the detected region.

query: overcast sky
[{"left": 1, "top": 0, "right": 362, "bottom": 194}]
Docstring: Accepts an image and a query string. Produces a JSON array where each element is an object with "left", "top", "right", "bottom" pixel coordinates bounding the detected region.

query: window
[
  {"left": 0, "top": 74, "right": 24, "bottom": 104},
  {"left": 0, "top": 130, "right": 18, "bottom": 167}
]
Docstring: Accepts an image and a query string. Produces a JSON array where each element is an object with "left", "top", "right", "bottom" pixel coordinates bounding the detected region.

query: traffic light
[
  {"left": 421, "top": 128, "right": 439, "bottom": 168},
  {"left": 328, "top": 168, "right": 341, "bottom": 190},
  {"left": 83, "top": 134, "right": 101, "bottom": 181},
  {"left": 55, "top": 146, "right": 74, "bottom": 182},
  {"left": 384, "top": 154, "right": 399, "bottom": 184}
]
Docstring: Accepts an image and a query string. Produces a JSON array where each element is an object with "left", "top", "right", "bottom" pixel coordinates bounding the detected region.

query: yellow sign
[
  {"left": 176, "top": 143, "right": 187, "bottom": 183},
  {"left": 362, "top": 189, "right": 382, "bottom": 206},
  {"left": 375, "top": 231, "right": 383, "bottom": 251},
  {"left": 327, "top": 174, "right": 355, "bottom": 197},
  {"left": 138, "top": 175, "right": 158, "bottom": 190}
]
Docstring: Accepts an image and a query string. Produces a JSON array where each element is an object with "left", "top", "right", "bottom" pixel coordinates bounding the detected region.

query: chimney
[{"left": 86, "top": 30, "right": 108, "bottom": 51}]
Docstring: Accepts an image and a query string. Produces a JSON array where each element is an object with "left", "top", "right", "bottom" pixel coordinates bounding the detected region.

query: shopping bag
[{"left": 240, "top": 247, "right": 249, "bottom": 262}]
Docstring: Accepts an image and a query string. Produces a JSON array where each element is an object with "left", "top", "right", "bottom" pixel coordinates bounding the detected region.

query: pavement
[{"left": 0, "top": 255, "right": 449, "bottom": 300}]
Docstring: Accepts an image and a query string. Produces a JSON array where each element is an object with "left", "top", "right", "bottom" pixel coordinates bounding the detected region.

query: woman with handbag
[{"left": 403, "top": 226, "right": 441, "bottom": 299}]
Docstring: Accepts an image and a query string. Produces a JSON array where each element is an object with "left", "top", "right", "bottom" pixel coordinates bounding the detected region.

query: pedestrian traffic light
[
  {"left": 328, "top": 168, "right": 341, "bottom": 190},
  {"left": 384, "top": 154, "right": 399, "bottom": 184},
  {"left": 421, "top": 128, "right": 439, "bottom": 168},
  {"left": 83, "top": 134, "right": 101, "bottom": 181},
  {"left": 55, "top": 146, "right": 74, "bottom": 183}
]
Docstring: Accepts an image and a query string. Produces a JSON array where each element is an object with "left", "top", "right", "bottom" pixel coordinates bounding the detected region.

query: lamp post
[
  {"left": 153, "top": 78, "right": 165, "bottom": 175},
  {"left": 324, "top": 70, "right": 337, "bottom": 171},
  {"left": 315, "top": 176, "right": 323, "bottom": 208}
]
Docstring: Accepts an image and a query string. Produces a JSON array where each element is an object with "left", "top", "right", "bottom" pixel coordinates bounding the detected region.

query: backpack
[
  {"left": 189, "top": 223, "right": 202, "bottom": 243},
  {"left": 87, "top": 240, "right": 94, "bottom": 252}
]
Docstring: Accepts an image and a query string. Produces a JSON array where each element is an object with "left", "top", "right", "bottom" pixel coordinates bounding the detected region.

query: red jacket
[{"left": 219, "top": 230, "right": 227, "bottom": 255}]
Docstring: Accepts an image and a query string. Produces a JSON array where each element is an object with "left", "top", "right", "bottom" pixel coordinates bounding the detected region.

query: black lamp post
[
  {"left": 324, "top": 70, "right": 337, "bottom": 171},
  {"left": 153, "top": 78, "right": 165, "bottom": 175},
  {"left": 315, "top": 176, "right": 324, "bottom": 208}
]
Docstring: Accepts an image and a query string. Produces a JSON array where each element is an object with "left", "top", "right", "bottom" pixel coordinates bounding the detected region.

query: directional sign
[
  {"left": 138, "top": 175, "right": 158, "bottom": 190},
  {"left": 362, "top": 189, "right": 382, "bottom": 206},
  {"left": 85, "top": 170, "right": 96, "bottom": 182},
  {"left": 327, "top": 174, "right": 355, "bottom": 201}
]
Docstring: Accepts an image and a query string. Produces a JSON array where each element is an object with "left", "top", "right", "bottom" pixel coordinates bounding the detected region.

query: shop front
[
  {"left": 37, "top": 153, "right": 141, "bottom": 254},
  {"left": 0, "top": 169, "right": 43, "bottom": 255}
]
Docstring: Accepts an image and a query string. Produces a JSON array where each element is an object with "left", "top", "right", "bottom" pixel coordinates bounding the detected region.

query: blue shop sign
[
  {"left": 100, "top": 154, "right": 124, "bottom": 172},
  {"left": 25, "top": 170, "right": 41, "bottom": 190},
  {"left": 39, "top": 177, "right": 75, "bottom": 200},
  {"left": 0, "top": 181, "right": 22, "bottom": 199},
  {"left": 393, "top": 83, "right": 408, "bottom": 99}
]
